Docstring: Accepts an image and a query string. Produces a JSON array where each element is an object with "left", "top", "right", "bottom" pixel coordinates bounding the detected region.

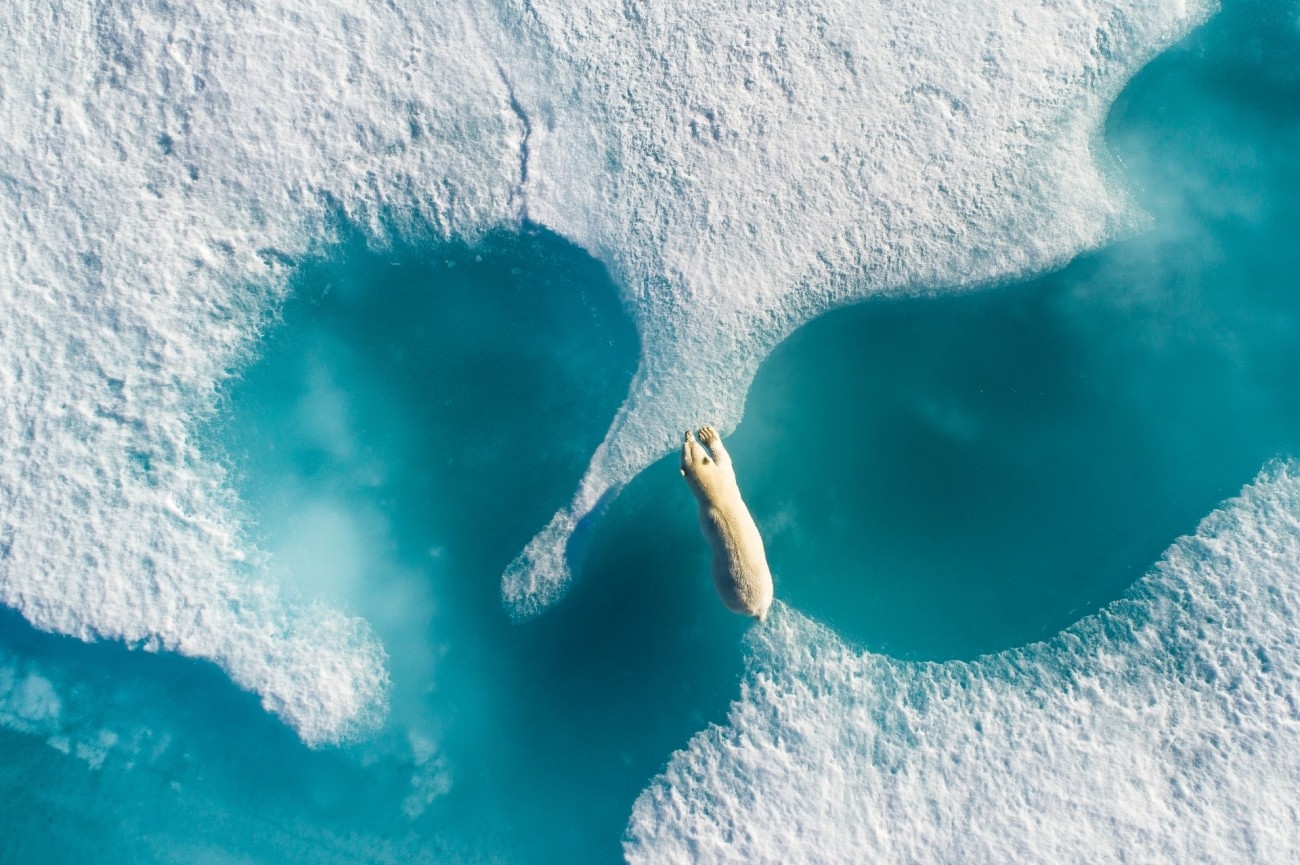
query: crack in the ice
[{"left": 497, "top": 64, "right": 532, "bottom": 221}]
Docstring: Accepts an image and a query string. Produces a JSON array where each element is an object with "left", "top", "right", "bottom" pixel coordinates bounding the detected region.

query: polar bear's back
[{"left": 682, "top": 427, "right": 774, "bottom": 621}]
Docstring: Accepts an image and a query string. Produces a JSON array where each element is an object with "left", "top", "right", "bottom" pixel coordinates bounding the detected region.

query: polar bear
[{"left": 681, "top": 426, "right": 774, "bottom": 622}]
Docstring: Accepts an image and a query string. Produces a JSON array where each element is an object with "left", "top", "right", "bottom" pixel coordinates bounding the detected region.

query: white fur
[{"left": 681, "top": 427, "right": 774, "bottom": 621}]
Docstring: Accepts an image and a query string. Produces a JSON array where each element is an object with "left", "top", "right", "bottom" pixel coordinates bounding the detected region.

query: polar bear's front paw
[{"left": 698, "top": 425, "right": 720, "bottom": 446}]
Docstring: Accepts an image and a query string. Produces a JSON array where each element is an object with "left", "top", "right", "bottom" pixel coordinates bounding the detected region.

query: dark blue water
[{"left": 1, "top": 1, "right": 1297, "bottom": 862}]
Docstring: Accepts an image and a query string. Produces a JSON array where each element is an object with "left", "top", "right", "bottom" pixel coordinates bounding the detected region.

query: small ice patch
[
  {"left": 401, "top": 730, "right": 453, "bottom": 819},
  {"left": 0, "top": 652, "right": 129, "bottom": 769},
  {"left": 10, "top": 672, "right": 61, "bottom": 726}
]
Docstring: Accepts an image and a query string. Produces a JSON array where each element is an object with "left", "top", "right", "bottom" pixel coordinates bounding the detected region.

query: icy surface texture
[
  {"left": 627, "top": 462, "right": 1300, "bottom": 863},
  {"left": 495, "top": 0, "right": 1213, "bottom": 616},
  {"left": 0, "top": 0, "right": 522, "bottom": 743},
  {"left": 0, "top": 0, "right": 1211, "bottom": 739}
]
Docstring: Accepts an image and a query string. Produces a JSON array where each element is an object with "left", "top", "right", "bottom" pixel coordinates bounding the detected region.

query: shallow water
[
  {"left": 213, "top": 228, "right": 753, "bottom": 863},
  {"left": 2, "top": 0, "right": 1299, "bottom": 862}
]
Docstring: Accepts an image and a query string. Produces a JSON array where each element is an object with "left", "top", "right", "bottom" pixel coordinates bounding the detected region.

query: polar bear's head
[
  {"left": 680, "top": 429, "right": 711, "bottom": 474},
  {"left": 680, "top": 429, "right": 730, "bottom": 501}
]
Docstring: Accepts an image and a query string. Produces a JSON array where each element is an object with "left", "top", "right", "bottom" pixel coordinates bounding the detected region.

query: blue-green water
[
  {"left": 2, "top": 0, "right": 1298, "bottom": 861},
  {"left": 216, "top": 229, "right": 750, "bottom": 863},
  {"left": 737, "top": 0, "right": 1300, "bottom": 659}
]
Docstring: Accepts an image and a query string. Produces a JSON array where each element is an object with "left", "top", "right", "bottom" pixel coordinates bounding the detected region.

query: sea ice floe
[
  {"left": 495, "top": 0, "right": 1213, "bottom": 616},
  {"left": 0, "top": 0, "right": 1211, "bottom": 741},
  {"left": 627, "top": 461, "right": 1300, "bottom": 864}
]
